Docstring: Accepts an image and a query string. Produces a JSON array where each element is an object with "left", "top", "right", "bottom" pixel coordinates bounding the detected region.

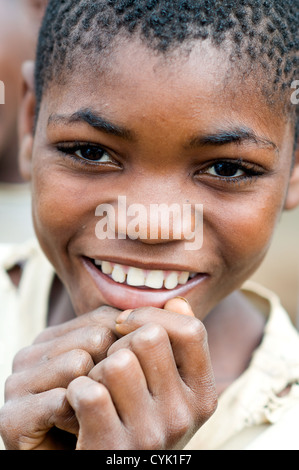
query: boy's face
[{"left": 23, "top": 39, "right": 299, "bottom": 319}]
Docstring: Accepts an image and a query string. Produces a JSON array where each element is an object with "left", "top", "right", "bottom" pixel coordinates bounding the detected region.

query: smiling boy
[{"left": 0, "top": 0, "right": 299, "bottom": 450}]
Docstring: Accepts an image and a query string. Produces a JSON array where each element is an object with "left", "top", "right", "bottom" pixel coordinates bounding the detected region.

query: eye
[
  {"left": 57, "top": 143, "right": 119, "bottom": 165},
  {"left": 206, "top": 162, "right": 245, "bottom": 178},
  {"left": 196, "top": 159, "right": 265, "bottom": 184},
  {"left": 74, "top": 146, "right": 115, "bottom": 163}
]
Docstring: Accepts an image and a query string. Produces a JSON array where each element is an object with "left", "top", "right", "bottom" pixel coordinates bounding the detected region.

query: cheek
[
  {"left": 214, "top": 191, "right": 283, "bottom": 274},
  {"left": 32, "top": 166, "right": 95, "bottom": 258}
]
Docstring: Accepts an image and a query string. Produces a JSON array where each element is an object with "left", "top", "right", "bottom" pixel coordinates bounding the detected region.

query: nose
[{"left": 112, "top": 196, "right": 201, "bottom": 245}]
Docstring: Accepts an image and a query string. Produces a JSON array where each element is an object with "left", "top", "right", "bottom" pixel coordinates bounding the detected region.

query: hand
[
  {"left": 67, "top": 298, "right": 218, "bottom": 450},
  {"left": 0, "top": 306, "right": 120, "bottom": 450}
]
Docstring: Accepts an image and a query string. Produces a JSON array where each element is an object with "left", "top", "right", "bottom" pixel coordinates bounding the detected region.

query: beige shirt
[
  {"left": 0, "top": 240, "right": 54, "bottom": 409},
  {"left": 0, "top": 240, "right": 299, "bottom": 450}
]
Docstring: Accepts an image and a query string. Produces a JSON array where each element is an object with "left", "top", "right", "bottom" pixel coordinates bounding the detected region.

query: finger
[
  {"left": 13, "top": 324, "right": 116, "bottom": 372},
  {"left": 6, "top": 349, "right": 94, "bottom": 399},
  {"left": 163, "top": 297, "right": 195, "bottom": 317},
  {"left": 106, "top": 324, "right": 182, "bottom": 397},
  {"left": 115, "top": 308, "right": 214, "bottom": 392},
  {"left": 88, "top": 349, "right": 152, "bottom": 425},
  {"left": 119, "top": 297, "right": 194, "bottom": 325},
  {"left": 67, "top": 376, "right": 123, "bottom": 450},
  {"left": 33, "top": 306, "right": 120, "bottom": 344},
  {"left": 0, "top": 388, "right": 78, "bottom": 450}
]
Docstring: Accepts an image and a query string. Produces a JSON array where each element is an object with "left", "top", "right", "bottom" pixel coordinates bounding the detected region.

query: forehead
[{"left": 42, "top": 38, "right": 287, "bottom": 145}]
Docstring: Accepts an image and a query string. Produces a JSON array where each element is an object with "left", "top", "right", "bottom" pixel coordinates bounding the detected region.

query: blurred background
[
  {"left": 0, "top": 0, "right": 47, "bottom": 243},
  {"left": 0, "top": 0, "right": 298, "bottom": 327}
]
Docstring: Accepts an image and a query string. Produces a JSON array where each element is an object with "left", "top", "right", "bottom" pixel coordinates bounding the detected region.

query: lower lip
[{"left": 82, "top": 257, "right": 208, "bottom": 311}]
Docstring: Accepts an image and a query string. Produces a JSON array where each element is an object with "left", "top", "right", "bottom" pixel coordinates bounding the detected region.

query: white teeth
[
  {"left": 145, "top": 270, "right": 164, "bottom": 289},
  {"left": 111, "top": 264, "right": 126, "bottom": 283},
  {"left": 95, "top": 260, "right": 195, "bottom": 290},
  {"left": 127, "top": 267, "right": 146, "bottom": 287},
  {"left": 102, "top": 261, "right": 113, "bottom": 274},
  {"left": 178, "top": 271, "right": 189, "bottom": 285},
  {"left": 164, "top": 272, "right": 179, "bottom": 290}
]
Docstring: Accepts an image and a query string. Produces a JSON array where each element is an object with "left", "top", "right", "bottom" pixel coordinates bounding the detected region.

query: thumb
[{"left": 163, "top": 297, "right": 195, "bottom": 317}]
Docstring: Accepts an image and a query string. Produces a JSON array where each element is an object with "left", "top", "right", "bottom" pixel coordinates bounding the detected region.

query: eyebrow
[
  {"left": 188, "top": 127, "right": 278, "bottom": 151},
  {"left": 48, "top": 108, "right": 135, "bottom": 140},
  {"left": 48, "top": 109, "right": 278, "bottom": 152}
]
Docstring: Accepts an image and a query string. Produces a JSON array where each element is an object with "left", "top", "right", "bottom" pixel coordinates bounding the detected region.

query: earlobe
[
  {"left": 284, "top": 145, "right": 299, "bottom": 211},
  {"left": 18, "top": 61, "right": 36, "bottom": 182}
]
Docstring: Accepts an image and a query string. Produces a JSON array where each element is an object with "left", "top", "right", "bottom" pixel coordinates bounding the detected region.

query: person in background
[{"left": 0, "top": 0, "right": 47, "bottom": 242}]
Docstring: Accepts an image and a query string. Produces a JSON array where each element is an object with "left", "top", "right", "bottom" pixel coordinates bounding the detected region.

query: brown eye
[
  {"left": 206, "top": 162, "right": 244, "bottom": 178},
  {"left": 75, "top": 146, "right": 114, "bottom": 163}
]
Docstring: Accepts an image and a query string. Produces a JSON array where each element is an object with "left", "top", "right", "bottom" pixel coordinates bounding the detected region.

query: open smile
[{"left": 82, "top": 257, "right": 208, "bottom": 310}]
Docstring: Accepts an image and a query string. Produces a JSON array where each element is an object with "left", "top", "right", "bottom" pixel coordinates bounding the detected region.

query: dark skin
[
  {"left": 1, "top": 38, "right": 299, "bottom": 450},
  {"left": 0, "top": 0, "right": 46, "bottom": 183}
]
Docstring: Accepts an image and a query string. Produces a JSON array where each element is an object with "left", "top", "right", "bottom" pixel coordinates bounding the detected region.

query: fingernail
[
  {"left": 174, "top": 296, "right": 190, "bottom": 306},
  {"left": 116, "top": 309, "right": 133, "bottom": 324}
]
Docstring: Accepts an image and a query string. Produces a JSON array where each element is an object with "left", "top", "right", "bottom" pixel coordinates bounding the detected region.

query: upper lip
[{"left": 84, "top": 255, "right": 204, "bottom": 274}]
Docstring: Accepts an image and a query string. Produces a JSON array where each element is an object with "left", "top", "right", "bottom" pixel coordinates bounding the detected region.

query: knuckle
[
  {"left": 12, "top": 346, "right": 35, "bottom": 372},
  {"left": 80, "top": 386, "right": 108, "bottom": 412},
  {"left": 181, "top": 318, "right": 207, "bottom": 344},
  {"left": 125, "top": 307, "right": 158, "bottom": 323},
  {"left": 89, "top": 326, "right": 116, "bottom": 353},
  {"left": 131, "top": 323, "right": 167, "bottom": 351},
  {"left": 70, "top": 377, "right": 109, "bottom": 412},
  {"left": 103, "top": 349, "right": 136, "bottom": 378},
  {"left": 47, "top": 388, "right": 74, "bottom": 424},
  {"left": 139, "top": 427, "right": 165, "bottom": 450},
  {"left": 32, "top": 330, "right": 49, "bottom": 344},
  {"left": 33, "top": 325, "right": 58, "bottom": 344},
  {"left": 175, "top": 409, "right": 194, "bottom": 434},
  {"left": 197, "top": 391, "right": 218, "bottom": 425},
  {"left": 168, "top": 402, "right": 194, "bottom": 438},
  {"left": 66, "top": 349, "right": 94, "bottom": 375}
]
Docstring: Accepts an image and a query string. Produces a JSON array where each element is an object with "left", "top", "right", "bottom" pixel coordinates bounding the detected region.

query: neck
[
  {"left": 47, "top": 276, "right": 76, "bottom": 327},
  {"left": 204, "top": 291, "right": 266, "bottom": 395}
]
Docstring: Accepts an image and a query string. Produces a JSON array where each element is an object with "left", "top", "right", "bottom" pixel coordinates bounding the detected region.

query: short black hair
[{"left": 35, "top": 0, "right": 298, "bottom": 133}]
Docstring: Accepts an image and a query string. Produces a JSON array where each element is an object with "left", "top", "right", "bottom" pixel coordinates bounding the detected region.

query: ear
[
  {"left": 284, "top": 141, "right": 299, "bottom": 211},
  {"left": 18, "top": 61, "right": 36, "bottom": 182}
]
